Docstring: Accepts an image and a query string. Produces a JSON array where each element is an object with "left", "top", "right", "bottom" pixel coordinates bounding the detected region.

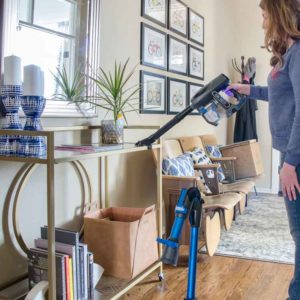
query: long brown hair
[{"left": 259, "top": 0, "right": 300, "bottom": 66}]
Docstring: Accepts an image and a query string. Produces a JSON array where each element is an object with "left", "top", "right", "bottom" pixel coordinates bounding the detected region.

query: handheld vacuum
[
  {"left": 135, "top": 73, "right": 249, "bottom": 300},
  {"left": 136, "top": 73, "right": 248, "bottom": 147}
]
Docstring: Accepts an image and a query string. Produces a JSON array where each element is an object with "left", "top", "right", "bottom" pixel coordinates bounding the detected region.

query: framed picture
[
  {"left": 188, "top": 82, "right": 204, "bottom": 115},
  {"left": 189, "top": 45, "right": 204, "bottom": 80},
  {"left": 189, "top": 9, "right": 204, "bottom": 46},
  {"left": 168, "top": 0, "right": 188, "bottom": 37},
  {"left": 167, "top": 78, "right": 187, "bottom": 114},
  {"left": 140, "top": 71, "right": 166, "bottom": 114},
  {"left": 168, "top": 35, "right": 188, "bottom": 75},
  {"left": 141, "top": 23, "right": 167, "bottom": 70},
  {"left": 141, "top": 0, "right": 168, "bottom": 27}
]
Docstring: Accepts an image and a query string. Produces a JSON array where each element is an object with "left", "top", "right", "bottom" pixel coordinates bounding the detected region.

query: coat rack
[
  {"left": 232, "top": 56, "right": 256, "bottom": 83},
  {"left": 232, "top": 56, "right": 245, "bottom": 81}
]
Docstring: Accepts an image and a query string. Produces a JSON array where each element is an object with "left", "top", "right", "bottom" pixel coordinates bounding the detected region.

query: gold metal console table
[{"left": 0, "top": 125, "right": 163, "bottom": 300}]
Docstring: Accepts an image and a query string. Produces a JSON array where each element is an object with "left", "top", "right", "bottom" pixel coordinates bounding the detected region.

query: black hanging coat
[{"left": 233, "top": 77, "right": 258, "bottom": 142}]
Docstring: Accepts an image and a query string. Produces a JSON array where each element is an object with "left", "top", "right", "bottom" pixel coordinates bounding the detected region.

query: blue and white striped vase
[
  {"left": 19, "top": 96, "right": 46, "bottom": 157},
  {"left": 0, "top": 85, "right": 22, "bottom": 155},
  {"left": 0, "top": 95, "right": 7, "bottom": 129}
]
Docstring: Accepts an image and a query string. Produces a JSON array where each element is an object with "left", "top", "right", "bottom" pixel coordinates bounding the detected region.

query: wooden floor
[{"left": 120, "top": 252, "right": 294, "bottom": 300}]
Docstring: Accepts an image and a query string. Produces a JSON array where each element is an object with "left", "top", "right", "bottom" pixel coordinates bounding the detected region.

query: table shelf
[{"left": 0, "top": 125, "right": 163, "bottom": 300}]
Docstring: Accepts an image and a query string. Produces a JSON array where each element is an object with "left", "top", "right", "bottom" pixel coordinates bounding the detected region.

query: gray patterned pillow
[
  {"left": 184, "top": 148, "right": 212, "bottom": 193},
  {"left": 184, "top": 147, "right": 211, "bottom": 165},
  {"left": 185, "top": 147, "right": 225, "bottom": 183},
  {"left": 205, "top": 145, "right": 223, "bottom": 158},
  {"left": 162, "top": 154, "right": 194, "bottom": 176}
]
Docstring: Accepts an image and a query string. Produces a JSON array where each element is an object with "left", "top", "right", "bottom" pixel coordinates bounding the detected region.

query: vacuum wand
[
  {"left": 157, "top": 187, "right": 203, "bottom": 300},
  {"left": 135, "top": 73, "right": 244, "bottom": 147}
]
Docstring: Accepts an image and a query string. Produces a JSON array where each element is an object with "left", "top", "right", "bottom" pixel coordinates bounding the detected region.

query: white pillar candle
[
  {"left": 4, "top": 55, "right": 22, "bottom": 86},
  {"left": 23, "top": 65, "right": 44, "bottom": 97}
]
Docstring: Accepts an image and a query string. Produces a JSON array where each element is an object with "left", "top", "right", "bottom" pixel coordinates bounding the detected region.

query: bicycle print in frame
[
  {"left": 141, "top": 0, "right": 168, "bottom": 27},
  {"left": 189, "top": 9, "right": 204, "bottom": 46},
  {"left": 168, "top": 35, "right": 188, "bottom": 75},
  {"left": 167, "top": 78, "right": 187, "bottom": 114},
  {"left": 168, "top": 0, "right": 188, "bottom": 37},
  {"left": 140, "top": 71, "right": 166, "bottom": 114},
  {"left": 188, "top": 82, "right": 204, "bottom": 115},
  {"left": 189, "top": 45, "right": 204, "bottom": 80},
  {"left": 141, "top": 23, "right": 167, "bottom": 70}
]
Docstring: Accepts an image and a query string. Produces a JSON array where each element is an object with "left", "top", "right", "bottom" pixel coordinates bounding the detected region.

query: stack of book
[{"left": 27, "top": 226, "right": 94, "bottom": 300}]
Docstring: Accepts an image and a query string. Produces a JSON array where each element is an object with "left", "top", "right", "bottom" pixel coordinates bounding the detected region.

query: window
[{"left": 1, "top": 0, "right": 101, "bottom": 117}]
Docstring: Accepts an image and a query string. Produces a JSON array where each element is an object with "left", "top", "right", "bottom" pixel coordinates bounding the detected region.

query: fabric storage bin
[
  {"left": 220, "top": 140, "right": 263, "bottom": 179},
  {"left": 84, "top": 205, "right": 158, "bottom": 279}
]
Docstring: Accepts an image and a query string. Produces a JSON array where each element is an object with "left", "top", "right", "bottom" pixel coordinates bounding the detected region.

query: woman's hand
[
  {"left": 280, "top": 162, "right": 300, "bottom": 201},
  {"left": 226, "top": 83, "right": 251, "bottom": 96}
]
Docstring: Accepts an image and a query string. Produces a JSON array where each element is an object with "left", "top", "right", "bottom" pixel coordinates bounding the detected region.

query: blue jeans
[{"left": 284, "top": 164, "right": 300, "bottom": 300}]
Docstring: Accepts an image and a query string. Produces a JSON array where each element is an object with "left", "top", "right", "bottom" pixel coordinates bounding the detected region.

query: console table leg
[{"left": 47, "top": 132, "right": 56, "bottom": 300}]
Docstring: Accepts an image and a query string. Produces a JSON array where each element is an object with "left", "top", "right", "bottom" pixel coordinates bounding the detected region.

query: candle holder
[
  {"left": 0, "top": 85, "right": 22, "bottom": 129},
  {"left": 19, "top": 96, "right": 46, "bottom": 157},
  {"left": 0, "top": 85, "right": 22, "bottom": 155}
]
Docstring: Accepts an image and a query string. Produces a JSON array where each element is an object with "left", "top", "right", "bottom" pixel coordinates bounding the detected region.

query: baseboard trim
[{"left": 256, "top": 187, "right": 274, "bottom": 194}]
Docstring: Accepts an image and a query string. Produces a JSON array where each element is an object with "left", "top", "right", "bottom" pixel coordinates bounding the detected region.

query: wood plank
[{"left": 120, "top": 255, "right": 294, "bottom": 300}]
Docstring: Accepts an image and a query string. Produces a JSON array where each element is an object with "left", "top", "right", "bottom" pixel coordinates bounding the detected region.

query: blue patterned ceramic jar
[
  {"left": 19, "top": 96, "right": 46, "bottom": 157},
  {"left": 0, "top": 85, "right": 22, "bottom": 155},
  {"left": 1, "top": 85, "right": 22, "bottom": 129}
]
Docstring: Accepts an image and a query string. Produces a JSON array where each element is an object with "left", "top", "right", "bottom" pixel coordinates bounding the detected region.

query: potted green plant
[
  {"left": 85, "top": 59, "right": 140, "bottom": 144},
  {"left": 52, "top": 65, "right": 85, "bottom": 103},
  {"left": 53, "top": 59, "right": 140, "bottom": 144}
]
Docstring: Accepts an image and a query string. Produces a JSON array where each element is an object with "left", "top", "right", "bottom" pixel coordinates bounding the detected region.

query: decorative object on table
[
  {"left": 1, "top": 55, "right": 22, "bottom": 129},
  {"left": 0, "top": 55, "right": 22, "bottom": 156},
  {"left": 3, "top": 55, "right": 22, "bottom": 86},
  {"left": 100, "top": 117, "right": 124, "bottom": 144},
  {"left": 188, "top": 9, "right": 204, "bottom": 46},
  {"left": 168, "top": 0, "right": 188, "bottom": 37},
  {"left": 141, "top": 22, "right": 167, "bottom": 70},
  {"left": 0, "top": 85, "right": 22, "bottom": 130},
  {"left": 141, "top": 0, "right": 167, "bottom": 27},
  {"left": 72, "top": 59, "right": 140, "bottom": 144},
  {"left": 168, "top": 35, "right": 188, "bottom": 75},
  {"left": 140, "top": 70, "right": 166, "bottom": 114},
  {"left": 167, "top": 78, "right": 187, "bottom": 114},
  {"left": 188, "top": 82, "right": 203, "bottom": 115},
  {"left": 188, "top": 45, "right": 204, "bottom": 80},
  {"left": 19, "top": 65, "right": 46, "bottom": 157}
]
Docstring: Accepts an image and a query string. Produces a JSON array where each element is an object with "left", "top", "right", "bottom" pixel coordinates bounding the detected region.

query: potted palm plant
[{"left": 53, "top": 59, "right": 139, "bottom": 144}]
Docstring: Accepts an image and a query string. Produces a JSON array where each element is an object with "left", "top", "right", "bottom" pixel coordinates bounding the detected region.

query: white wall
[
  {"left": 0, "top": 0, "right": 274, "bottom": 285},
  {"left": 99, "top": 0, "right": 233, "bottom": 142},
  {"left": 229, "top": 0, "right": 273, "bottom": 190}
]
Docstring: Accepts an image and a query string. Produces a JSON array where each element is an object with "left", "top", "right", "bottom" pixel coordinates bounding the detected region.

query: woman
[{"left": 228, "top": 1, "right": 300, "bottom": 299}]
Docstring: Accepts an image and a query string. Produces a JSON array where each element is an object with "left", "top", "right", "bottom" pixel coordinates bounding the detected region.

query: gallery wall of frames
[{"left": 140, "top": 0, "right": 205, "bottom": 115}]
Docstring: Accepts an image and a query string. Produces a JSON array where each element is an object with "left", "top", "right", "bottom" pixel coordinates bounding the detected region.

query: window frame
[{"left": 0, "top": 0, "right": 101, "bottom": 118}]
